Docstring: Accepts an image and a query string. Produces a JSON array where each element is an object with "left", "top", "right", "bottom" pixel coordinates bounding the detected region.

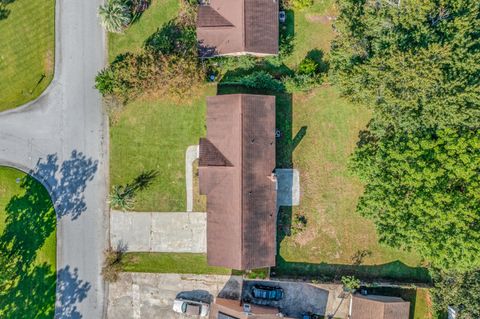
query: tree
[
  {"left": 331, "top": 0, "right": 480, "bottom": 133},
  {"left": 98, "top": 0, "right": 132, "bottom": 34},
  {"left": 332, "top": 0, "right": 480, "bottom": 272},
  {"left": 109, "top": 170, "right": 158, "bottom": 211},
  {"left": 341, "top": 276, "right": 360, "bottom": 293},
  {"left": 351, "top": 128, "right": 480, "bottom": 271},
  {"left": 432, "top": 269, "right": 480, "bottom": 318}
]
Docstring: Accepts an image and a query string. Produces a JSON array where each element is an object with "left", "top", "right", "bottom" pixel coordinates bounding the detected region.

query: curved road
[{"left": 0, "top": 0, "right": 108, "bottom": 318}]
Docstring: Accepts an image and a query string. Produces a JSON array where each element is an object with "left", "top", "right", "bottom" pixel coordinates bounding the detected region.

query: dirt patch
[
  {"left": 44, "top": 49, "right": 54, "bottom": 75},
  {"left": 193, "top": 160, "right": 206, "bottom": 212},
  {"left": 294, "top": 224, "right": 319, "bottom": 246},
  {"left": 305, "top": 14, "right": 337, "bottom": 24}
]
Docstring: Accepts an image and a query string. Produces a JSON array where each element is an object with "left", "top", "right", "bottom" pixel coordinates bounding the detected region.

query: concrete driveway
[
  {"left": 0, "top": 0, "right": 107, "bottom": 317},
  {"left": 110, "top": 211, "right": 207, "bottom": 252},
  {"left": 242, "top": 279, "right": 348, "bottom": 318},
  {"left": 108, "top": 273, "right": 243, "bottom": 319},
  {"left": 108, "top": 274, "right": 349, "bottom": 319}
]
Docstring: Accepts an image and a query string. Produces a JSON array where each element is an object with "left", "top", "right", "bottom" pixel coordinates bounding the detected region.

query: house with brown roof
[
  {"left": 199, "top": 94, "right": 277, "bottom": 270},
  {"left": 350, "top": 294, "right": 410, "bottom": 319},
  {"left": 196, "top": 0, "right": 279, "bottom": 57},
  {"left": 210, "top": 298, "right": 289, "bottom": 319}
]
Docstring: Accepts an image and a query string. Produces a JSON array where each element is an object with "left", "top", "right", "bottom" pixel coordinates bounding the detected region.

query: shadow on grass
[
  {"left": 0, "top": 151, "right": 97, "bottom": 318},
  {"left": 0, "top": 0, "right": 15, "bottom": 20},
  {"left": 216, "top": 83, "right": 430, "bottom": 285},
  {"left": 272, "top": 256, "right": 431, "bottom": 284}
]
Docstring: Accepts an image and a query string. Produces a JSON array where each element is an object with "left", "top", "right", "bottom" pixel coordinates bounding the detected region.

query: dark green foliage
[
  {"left": 351, "top": 128, "right": 480, "bottom": 270},
  {"left": 281, "top": 0, "right": 313, "bottom": 10},
  {"left": 341, "top": 275, "right": 360, "bottom": 292},
  {"left": 0, "top": 175, "right": 56, "bottom": 318},
  {"left": 95, "top": 50, "right": 204, "bottom": 101},
  {"left": 432, "top": 269, "right": 480, "bottom": 318},
  {"left": 283, "top": 53, "right": 328, "bottom": 92},
  {"left": 298, "top": 57, "right": 317, "bottom": 75},
  {"left": 222, "top": 71, "right": 285, "bottom": 92},
  {"left": 333, "top": 0, "right": 480, "bottom": 273},
  {"left": 331, "top": 0, "right": 480, "bottom": 132},
  {"left": 144, "top": 21, "right": 197, "bottom": 56},
  {"left": 284, "top": 73, "right": 321, "bottom": 92},
  {"left": 96, "top": 5, "right": 204, "bottom": 102}
]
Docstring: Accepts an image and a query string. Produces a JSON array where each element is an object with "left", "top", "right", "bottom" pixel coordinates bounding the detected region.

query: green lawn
[
  {"left": 0, "top": 0, "right": 55, "bottom": 111},
  {"left": 121, "top": 252, "right": 231, "bottom": 275},
  {"left": 110, "top": 89, "right": 209, "bottom": 211},
  {"left": 0, "top": 167, "right": 56, "bottom": 317},
  {"left": 274, "top": 87, "right": 429, "bottom": 282},
  {"left": 109, "top": 0, "right": 426, "bottom": 282},
  {"left": 108, "top": 0, "right": 179, "bottom": 61}
]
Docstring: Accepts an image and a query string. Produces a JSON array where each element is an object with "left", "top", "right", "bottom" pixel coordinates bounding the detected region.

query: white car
[{"left": 173, "top": 298, "right": 210, "bottom": 317}]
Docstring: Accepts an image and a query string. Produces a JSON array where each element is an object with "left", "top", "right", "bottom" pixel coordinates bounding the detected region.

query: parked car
[
  {"left": 172, "top": 299, "right": 210, "bottom": 317},
  {"left": 251, "top": 285, "right": 284, "bottom": 301}
]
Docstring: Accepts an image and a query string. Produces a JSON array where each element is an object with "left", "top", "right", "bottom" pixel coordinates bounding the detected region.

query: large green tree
[
  {"left": 431, "top": 269, "right": 480, "bottom": 318},
  {"left": 332, "top": 0, "right": 480, "bottom": 270},
  {"left": 331, "top": 0, "right": 480, "bottom": 132},
  {"left": 351, "top": 128, "right": 480, "bottom": 270}
]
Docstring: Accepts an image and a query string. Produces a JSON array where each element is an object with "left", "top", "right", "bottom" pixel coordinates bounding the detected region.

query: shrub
[
  {"left": 283, "top": 74, "right": 321, "bottom": 93},
  {"left": 101, "top": 248, "right": 124, "bottom": 283},
  {"left": 298, "top": 57, "right": 318, "bottom": 75},
  {"left": 95, "top": 51, "right": 205, "bottom": 101},
  {"left": 222, "top": 71, "right": 285, "bottom": 92},
  {"left": 144, "top": 22, "right": 197, "bottom": 56},
  {"left": 291, "top": 213, "right": 308, "bottom": 235},
  {"left": 282, "top": 0, "right": 313, "bottom": 10},
  {"left": 211, "top": 55, "right": 257, "bottom": 75},
  {"left": 98, "top": 0, "right": 132, "bottom": 33},
  {"left": 341, "top": 276, "right": 361, "bottom": 293},
  {"left": 109, "top": 170, "right": 158, "bottom": 211}
]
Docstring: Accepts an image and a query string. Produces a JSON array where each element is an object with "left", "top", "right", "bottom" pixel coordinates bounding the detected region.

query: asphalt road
[{"left": 0, "top": 0, "right": 108, "bottom": 318}]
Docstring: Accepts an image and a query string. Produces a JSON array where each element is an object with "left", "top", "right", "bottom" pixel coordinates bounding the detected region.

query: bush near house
[{"left": 110, "top": 0, "right": 429, "bottom": 288}]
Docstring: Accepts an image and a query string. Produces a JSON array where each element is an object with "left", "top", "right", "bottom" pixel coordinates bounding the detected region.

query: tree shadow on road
[
  {"left": 0, "top": 150, "right": 97, "bottom": 318},
  {"left": 32, "top": 150, "right": 98, "bottom": 220}
]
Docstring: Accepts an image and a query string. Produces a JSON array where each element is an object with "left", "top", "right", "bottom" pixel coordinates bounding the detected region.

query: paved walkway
[
  {"left": 0, "top": 0, "right": 107, "bottom": 317},
  {"left": 276, "top": 169, "right": 301, "bottom": 206},
  {"left": 110, "top": 211, "right": 207, "bottom": 253},
  {"left": 185, "top": 145, "right": 199, "bottom": 212}
]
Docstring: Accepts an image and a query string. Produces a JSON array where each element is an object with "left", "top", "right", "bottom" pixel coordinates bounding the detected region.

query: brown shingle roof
[
  {"left": 198, "top": 5, "right": 234, "bottom": 27},
  {"left": 199, "top": 94, "right": 277, "bottom": 270},
  {"left": 351, "top": 295, "right": 410, "bottom": 319},
  {"left": 210, "top": 298, "right": 285, "bottom": 319},
  {"left": 196, "top": 0, "right": 279, "bottom": 57}
]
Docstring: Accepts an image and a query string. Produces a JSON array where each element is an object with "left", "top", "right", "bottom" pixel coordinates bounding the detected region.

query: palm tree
[
  {"left": 98, "top": 0, "right": 131, "bottom": 33},
  {"left": 109, "top": 184, "right": 135, "bottom": 211}
]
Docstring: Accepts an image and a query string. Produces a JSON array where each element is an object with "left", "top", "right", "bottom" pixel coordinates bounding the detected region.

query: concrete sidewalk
[{"left": 110, "top": 211, "right": 207, "bottom": 253}]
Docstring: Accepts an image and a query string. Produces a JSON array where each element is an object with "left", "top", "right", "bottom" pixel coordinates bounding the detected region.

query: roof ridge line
[{"left": 240, "top": 94, "right": 245, "bottom": 270}]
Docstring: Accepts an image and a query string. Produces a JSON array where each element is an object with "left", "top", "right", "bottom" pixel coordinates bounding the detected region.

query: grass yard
[
  {"left": 0, "top": 167, "right": 56, "bottom": 317},
  {"left": 110, "top": 89, "right": 210, "bottom": 211},
  {"left": 0, "top": 0, "right": 55, "bottom": 111},
  {"left": 282, "top": 0, "right": 338, "bottom": 67},
  {"left": 109, "top": 0, "right": 427, "bottom": 282},
  {"left": 108, "top": 0, "right": 179, "bottom": 61},
  {"left": 121, "top": 252, "right": 231, "bottom": 275},
  {"left": 274, "top": 87, "right": 429, "bottom": 282}
]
